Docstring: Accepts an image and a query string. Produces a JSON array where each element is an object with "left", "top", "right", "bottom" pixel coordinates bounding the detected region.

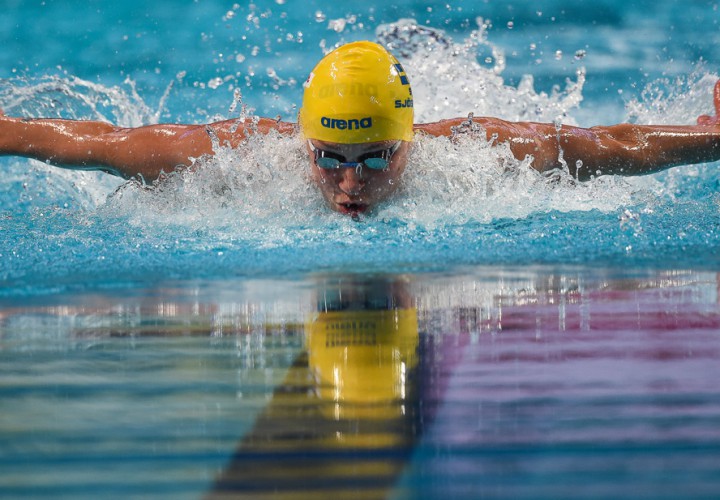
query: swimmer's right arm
[{"left": 0, "top": 113, "right": 295, "bottom": 182}]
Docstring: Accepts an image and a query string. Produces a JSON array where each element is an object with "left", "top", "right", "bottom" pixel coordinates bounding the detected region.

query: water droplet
[
  {"left": 328, "top": 18, "right": 347, "bottom": 32},
  {"left": 207, "top": 77, "right": 224, "bottom": 89}
]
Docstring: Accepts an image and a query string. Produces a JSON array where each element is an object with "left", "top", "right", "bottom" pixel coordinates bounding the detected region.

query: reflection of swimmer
[
  {"left": 3, "top": 42, "right": 720, "bottom": 216},
  {"left": 208, "top": 278, "right": 422, "bottom": 499},
  {"left": 307, "top": 307, "right": 419, "bottom": 426}
]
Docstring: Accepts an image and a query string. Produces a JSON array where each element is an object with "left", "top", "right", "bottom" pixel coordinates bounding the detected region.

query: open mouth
[{"left": 339, "top": 202, "right": 368, "bottom": 214}]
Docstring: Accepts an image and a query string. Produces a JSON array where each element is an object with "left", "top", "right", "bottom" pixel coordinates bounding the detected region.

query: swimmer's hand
[{"left": 696, "top": 79, "right": 720, "bottom": 126}]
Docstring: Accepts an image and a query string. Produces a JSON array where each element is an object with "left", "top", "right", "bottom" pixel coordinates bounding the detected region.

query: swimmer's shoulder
[
  {"left": 413, "top": 116, "right": 503, "bottom": 137},
  {"left": 211, "top": 117, "right": 297, "bottom": 135},
  {"left": 206, "top": 117, "right": 299, "bottom": 147},
  {"left": 254, "top": 117, "right": 298, "bottom": 135}
]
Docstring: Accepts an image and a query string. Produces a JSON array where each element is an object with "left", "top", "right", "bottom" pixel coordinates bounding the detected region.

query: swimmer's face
[{"left": 306, "top": 140, "right": 410, "bottom": 215}]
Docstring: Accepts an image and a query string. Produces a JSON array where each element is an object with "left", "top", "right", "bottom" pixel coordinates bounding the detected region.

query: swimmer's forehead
[{"left": 310, "top": 139, "right": 400, "bottom": 153}]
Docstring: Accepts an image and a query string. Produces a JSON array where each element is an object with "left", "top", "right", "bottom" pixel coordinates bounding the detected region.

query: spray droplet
[
  {"left": 328, "top": 18, "right": 347, "bottom": 32},
  {"left": 208, "top": 77, "right": 224, "bottom": 89}
]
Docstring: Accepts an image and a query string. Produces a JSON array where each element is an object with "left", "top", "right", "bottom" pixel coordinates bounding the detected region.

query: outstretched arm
[
  {"left": 417, "top": 79, "right": 720, "bottom": 181},
  {"left": 0, "top": 113, "right": 295, "bottom": 182}
]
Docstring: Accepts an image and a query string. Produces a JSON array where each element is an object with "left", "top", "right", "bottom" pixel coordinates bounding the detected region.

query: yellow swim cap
[
  {"left": 299, "top": 41, "right": 414, "bottom": 144},
  {"left": 306, "top": 308, "right": 418, "bottom": 421}
]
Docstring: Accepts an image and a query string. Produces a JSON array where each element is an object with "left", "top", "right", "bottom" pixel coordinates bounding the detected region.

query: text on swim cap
[
  {"left": 321, "top": 117, "right": 372, "bottom": 130},
  {"left": 325, "top": 320, "right": 378, "bottom": 347},
  {"left": 318, "top": 82, "right": 378, "bottom": 98},
  {"left": 394, "top": 98, "right": 413, "bottom": 108}
]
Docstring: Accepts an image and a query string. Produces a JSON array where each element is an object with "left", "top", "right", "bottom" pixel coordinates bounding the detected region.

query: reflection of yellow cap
[
  {"left": 299, "top": 41, "right": 415, "bottom": 144},
  {"left": 306, "top": 308, "right": 418, "bottom": 421}
]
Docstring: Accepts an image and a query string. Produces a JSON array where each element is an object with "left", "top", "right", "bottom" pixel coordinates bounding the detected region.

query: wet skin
[{"left": 306, "top": 139, "right": 410, "bottom": 215}]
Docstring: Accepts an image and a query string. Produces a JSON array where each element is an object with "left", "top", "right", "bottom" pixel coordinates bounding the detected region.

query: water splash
[
  {"left": 376, "top": 18, "right": 585, "bottom": 124},
  {"left": 101, "top": 130, "right": 322, "bottom": 234},
  {"left": 625, "top": 68, "right": 719, "bottom": 126},
  {"left": 385, "top": 133, "right": 642, "bottom": 227},
  {"left": 0, "top": 74, "right": 166, "bottom": 125},
  {"left": 623, "top": 67, "right": 720, "bottom": 195},
  {"left": 2, "top": 18, "right": 720, "bottom": 289},
  {"left": 0, "top": 75, "right": 172, "bottom": 211},
  {"left": 0, "top": 21, "right": 672, "bottom": 230}
]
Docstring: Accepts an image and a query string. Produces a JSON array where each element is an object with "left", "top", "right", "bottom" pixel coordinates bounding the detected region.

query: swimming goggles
[
  {"left": 308, "top": 141, "right": 401, "bottom": 170},
  {"left": 317, "top": 285, "right": 401, "bottom": 312}
]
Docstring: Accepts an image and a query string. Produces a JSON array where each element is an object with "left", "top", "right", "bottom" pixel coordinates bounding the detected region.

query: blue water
[
  {"left": 1, "top": 0, "right": 720, "bottom": 293},
  {"left": 2, "top": 1, "right": 720, "bottom": 498}
]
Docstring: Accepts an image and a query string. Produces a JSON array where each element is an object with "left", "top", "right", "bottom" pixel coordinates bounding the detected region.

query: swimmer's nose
[{"left": 338, "top": 166, "right": 365, "bottom": 196}]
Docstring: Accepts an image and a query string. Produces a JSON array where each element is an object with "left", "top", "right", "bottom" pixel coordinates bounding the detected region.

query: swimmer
[{"left": 1, "top": 41, "right": 720, "bottom": 215}]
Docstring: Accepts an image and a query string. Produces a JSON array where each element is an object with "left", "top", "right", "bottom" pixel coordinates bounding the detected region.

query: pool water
[{"left": 1, "top": 1, "right": 720, "bottom": 498}]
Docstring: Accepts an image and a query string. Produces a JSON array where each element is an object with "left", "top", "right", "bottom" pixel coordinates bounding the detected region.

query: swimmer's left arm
[
  {"left": 417, "top": 79, "right": 720, "bottom": 181},
  {"left": 550, "top": 120, "right": 720, "bottom": 180}
]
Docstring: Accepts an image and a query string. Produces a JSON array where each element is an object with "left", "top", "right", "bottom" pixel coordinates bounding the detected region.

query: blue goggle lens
[
  {"left": 310, "top": 142, "right": 400, "bottom": 170},
  {"left": 363, "top": 157, "right": 391, "bottom": 169}
]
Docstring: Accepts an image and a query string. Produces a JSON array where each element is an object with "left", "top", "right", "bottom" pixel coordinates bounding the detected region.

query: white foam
[{"left": 101, "top": 130, "right": 327, "bottom": 238}]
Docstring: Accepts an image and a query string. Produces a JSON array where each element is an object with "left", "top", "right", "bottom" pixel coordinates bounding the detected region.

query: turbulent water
[{"left": 1, "top": 16, "right": 720, "bottom": 296}]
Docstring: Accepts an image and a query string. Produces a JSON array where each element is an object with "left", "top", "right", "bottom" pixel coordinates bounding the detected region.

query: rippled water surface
[{"left": 3, "top": 270, "right": 720, "bottom": 498}]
